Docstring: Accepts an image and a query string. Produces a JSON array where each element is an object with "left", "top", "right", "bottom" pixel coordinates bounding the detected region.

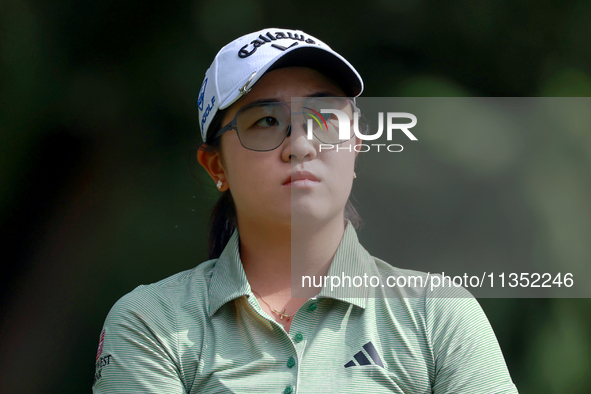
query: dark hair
[{"left": 200, "top": 101, "right": 364, "bottom": 259}]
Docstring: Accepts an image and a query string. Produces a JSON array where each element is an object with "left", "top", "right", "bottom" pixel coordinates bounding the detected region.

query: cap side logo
[
  {"left": 198, "top": 78, "right": 208, "bottom": 111},
  {"left": 238, "top": 30, "right": 316, "bottom": 58},
  {"left": 201, "top": 95, "right": 216, "bottom": 131}
]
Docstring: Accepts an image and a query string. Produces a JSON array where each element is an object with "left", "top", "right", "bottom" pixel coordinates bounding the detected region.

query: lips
[{"left": 284, "top": 171, "right": 320, "bottom": 186}]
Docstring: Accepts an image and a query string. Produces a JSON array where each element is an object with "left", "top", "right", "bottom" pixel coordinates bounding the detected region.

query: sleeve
[
  {"left": 92, "top": 285, "right": 187, "bottom": 394},
  {"left": 425, "top": 287, "right": 519, "bottom": 394}
]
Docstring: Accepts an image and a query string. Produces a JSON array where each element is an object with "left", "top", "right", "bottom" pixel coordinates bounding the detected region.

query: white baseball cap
[{"left": 198, "top": 27, "right": 364, "bottom": 141}]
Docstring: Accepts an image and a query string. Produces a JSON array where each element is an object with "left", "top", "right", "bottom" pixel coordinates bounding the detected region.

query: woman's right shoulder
[
  {"left": 104, "top": 259, "right": 219, "bottom": 329},
  {"left": 93, "top": 260, "right": 220, "bottom": 392}
]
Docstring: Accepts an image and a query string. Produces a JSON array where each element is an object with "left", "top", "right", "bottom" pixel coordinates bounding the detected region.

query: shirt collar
[
  {"left": 207, "top": 221, "right": 373, "bottom": 316},
  {"left": 208, "top": 229, "right": 251, "bottom": 317},
  {"left": 316, "top": 221, "right": 372, "bottom": 309}
]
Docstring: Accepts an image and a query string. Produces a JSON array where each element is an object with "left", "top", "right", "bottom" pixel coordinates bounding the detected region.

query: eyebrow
[
  {"left": 305, "top": 91, "right": 344, "bottom": 98},
  {"left": 246, "top": 91, "right": 346, "bottom": 106}
]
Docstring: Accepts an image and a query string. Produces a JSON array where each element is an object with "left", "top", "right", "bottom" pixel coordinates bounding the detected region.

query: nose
[{"left": 281, "top": 119, "right": 318, "bottom": 162}]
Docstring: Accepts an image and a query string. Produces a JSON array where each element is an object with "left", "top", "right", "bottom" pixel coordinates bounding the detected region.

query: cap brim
[
  {"left": 219, "top": 45, "right": 363, "bottom": 111},
  {"left": 266, "top": 46, "right": 363, "bottom": 97}
]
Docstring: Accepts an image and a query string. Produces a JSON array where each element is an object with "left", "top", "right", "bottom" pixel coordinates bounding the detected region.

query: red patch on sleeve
[{"left": 95, "top": 329, "right": 105, "bottom": 362}]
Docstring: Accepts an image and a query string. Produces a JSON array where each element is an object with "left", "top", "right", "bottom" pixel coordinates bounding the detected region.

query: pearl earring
[
  {"left": 217, "top": 180, "right": 223, "bottom": 189},
  {"left": 353, "top": 172, "right": 357, "bottom": 179}
]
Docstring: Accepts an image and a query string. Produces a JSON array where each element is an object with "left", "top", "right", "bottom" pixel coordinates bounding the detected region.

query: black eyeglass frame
[{"left": 211, "top": 98, "right": 359, "bottom": 152}]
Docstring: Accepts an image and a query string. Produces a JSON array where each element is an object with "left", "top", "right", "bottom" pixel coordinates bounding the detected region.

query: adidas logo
[{"left": 344, "top": 341, "right": 384, "bottom": 368}]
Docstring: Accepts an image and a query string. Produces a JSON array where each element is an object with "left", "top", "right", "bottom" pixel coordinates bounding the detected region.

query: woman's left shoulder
[
  {"left": 370, "top": 257, "right": 434, "bottom": 299},
  {"left": 367, "top": 257, "right": 518, "bottom": 393}
]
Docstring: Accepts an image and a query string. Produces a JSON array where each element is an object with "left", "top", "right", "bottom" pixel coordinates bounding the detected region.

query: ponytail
[
  {"left": 208, "top": 190, "right": 237, "bottom": 259},
  {"left": 344, "top": 199, "right": 362, "bottom": 230}
]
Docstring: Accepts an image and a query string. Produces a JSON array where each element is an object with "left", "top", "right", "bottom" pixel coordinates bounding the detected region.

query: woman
[{"left": 93, "top": 28, "right": 518, "bottom": 393}]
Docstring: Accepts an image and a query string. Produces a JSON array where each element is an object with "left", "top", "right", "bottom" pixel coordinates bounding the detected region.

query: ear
[{"left": 197, "top": 146, "right": 228, "bottom": 191}]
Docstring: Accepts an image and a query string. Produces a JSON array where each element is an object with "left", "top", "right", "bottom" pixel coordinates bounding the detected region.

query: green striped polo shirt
[{"left": 93, "top": 222, "right": 518, "bottom": 393}]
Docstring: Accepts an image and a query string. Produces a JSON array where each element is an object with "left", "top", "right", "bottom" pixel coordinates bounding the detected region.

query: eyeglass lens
[{"left": 234, "top": 97, "right": 354, "bottom": 151}]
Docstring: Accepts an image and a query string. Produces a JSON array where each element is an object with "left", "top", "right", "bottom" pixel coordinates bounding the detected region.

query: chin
[{"left": 290, "top": 205, "right": 335, "bottom": 228}]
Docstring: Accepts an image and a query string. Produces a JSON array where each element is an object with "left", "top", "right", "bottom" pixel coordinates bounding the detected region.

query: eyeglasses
[{"left": 212, "top": 97, "right": 357, "bottom": 151}]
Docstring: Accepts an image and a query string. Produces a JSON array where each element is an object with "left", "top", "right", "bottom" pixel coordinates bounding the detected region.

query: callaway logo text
[{"left": 238, "top": 31, "right": 317, "bottom": 58}]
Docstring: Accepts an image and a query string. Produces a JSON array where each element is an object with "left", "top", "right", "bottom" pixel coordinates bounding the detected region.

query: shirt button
[
  {"left": 308, "top": 303, "right": 317, "bottom": 311},
  {"left": 286, "top": 357, "right": 296, "bottom": 368},
  {"left": 284, "top": 385, "right": 293, "bottom": 394},
  {"left": 294, "top": 333, "right": 304, "bottom": 342}
]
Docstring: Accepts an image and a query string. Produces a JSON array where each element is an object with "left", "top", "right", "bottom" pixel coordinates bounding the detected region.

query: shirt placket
[
  {"left": 285, "top": 298, "right": 321, "bottom": 394},
  {"left": 245, "top": 294, "right": 322, "bottom": 394},
  {"left": 244, "top": 294, "right": 303, "bottom": 394}
]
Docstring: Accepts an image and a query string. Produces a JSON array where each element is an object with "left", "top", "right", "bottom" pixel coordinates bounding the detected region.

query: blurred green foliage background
[{"left": 1, "top": 0, "right": 590, "bottom": 393}]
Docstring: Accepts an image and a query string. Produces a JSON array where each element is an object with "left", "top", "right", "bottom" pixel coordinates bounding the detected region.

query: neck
[
  {"left": 239, "top": 217, "right": 291, "bottom": 295},
  {"left": 239, "top": 214, "right": 346, "bottom": 297}
]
